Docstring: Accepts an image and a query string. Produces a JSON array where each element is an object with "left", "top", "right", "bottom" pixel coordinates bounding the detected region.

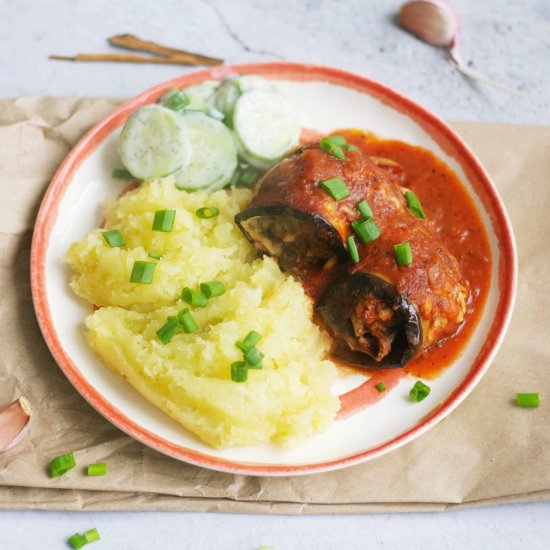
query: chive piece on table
[
  {"left": 394, "top": 242, "right": 413, "bottom": 266},
  {"left": 178, "top": 308, "right": 198, "bottom": 334},
  {"left": 112, "top": 168, "right": 134, "bottom": 180},
  {"left": 49, "top": 452, "right": 76, "bottom": 478},
  {"left": 148, "top": 252, "right": 163, "bottom": 260},
  {"left": 347, "top": 235, "right": 360, "bottom": 264},
  {"left": 231, "top": 361, "right": 248, "bottom": 382},
  {"left": 516, "top": 392, "right": 540, "bottom": 408},
  {"left": 320, "top": 137, "right": 346, "bottom": 160},
  {"left": 356, "top": 199, "right": 373, "bottom": 219},
  {"left": 129, "top": 261, "right": 157, "bottom": 284},
  {"left": 156, "top": 316, "right": 181, "bottom": 344},
  {"left": 409, "top": 380, "right": 431, "bottom": 402},
  {"left": 242, "top": 331, "right": 261, "bottom": 350},
  {"left": 83, "top": 528, "right": 101, "bottom": 543},
  {"left": 244, "top": 346, "right": 264, "bottom": 368},
  {"left": 352, "top": 218, "right": 381, "bottom": 244},
  {"left": 152, "top": 209, "right": 176, "bottom": 232},
  {"left": 87, "top": 463, "right": 107, "bottom": 477},
  {"left": 405, "top": 191, "right": 426, "bottom": 219},
  {"left": 102, "top": 229, "right": 125, "bottom": 248},
  {"left": 320, "top": 177, "right": 350, "bottom": 201},
  {"left": 200, "top": 281, "right": 226, "bottom": 298},
  {"left": 375, "top": 382, "right": 386, "bottom": 393},
  {"left": 195, "top": 206, "right": 219, "bottom": 219},
  {"left": 181, "top": 287, "right": 208, "bottom": 308},
  {"left": 68, "top": 533, "right": 87, "bottom": 550}
]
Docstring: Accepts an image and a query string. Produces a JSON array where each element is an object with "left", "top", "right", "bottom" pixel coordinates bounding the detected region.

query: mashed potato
[{"left": 66, "top": 179, "right": 339, "bottom": 448}]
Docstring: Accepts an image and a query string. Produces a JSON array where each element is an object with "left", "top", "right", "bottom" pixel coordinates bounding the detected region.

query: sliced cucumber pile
[{"left": 117, "top": 75, "right": 300, "bottom": 190}]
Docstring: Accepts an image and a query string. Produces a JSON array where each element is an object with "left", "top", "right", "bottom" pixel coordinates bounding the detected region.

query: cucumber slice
[
  {"left": 174, "top": 112, "right": 238, "bottom": 191},
  {"left": 208, "top": 79, "right": 240, "bottom": 123},
  {"left": 183, "top": 81, "right": 220, "bottom": 112},
  {"left": 235, "top": 75, "right": 275, "bottom": 94},
  {"left": 118, "top": 104, "right": 191, "bottom": 180},
  {"left": 233, "top": 89, "right": 300, "bottom": 165}
]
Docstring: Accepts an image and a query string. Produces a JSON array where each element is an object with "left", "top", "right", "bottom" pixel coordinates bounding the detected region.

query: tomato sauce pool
[{"left": 324, "top": 130, "right": 492, "bottom": 380}]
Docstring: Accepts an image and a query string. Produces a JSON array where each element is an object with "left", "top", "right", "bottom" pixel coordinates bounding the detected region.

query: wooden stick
[
  {"left": 107, "top": 34, "right": 223, "bottom": 66},
  {"left": 49, "top": 53, "right": 216, "bottom": 66}
]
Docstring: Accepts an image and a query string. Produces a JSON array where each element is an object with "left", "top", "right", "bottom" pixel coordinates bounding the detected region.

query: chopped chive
[
  {"left": 235, "top": 341, "right": 248, "bottom": 353},
  {"left": 49, "top": 452, "right": 76, "bottom": 478},
  {"left": 320, "top": 177, "right": 350, "bottom": 201},
  {"left": 326, "top": 134, "right": 347, "bottom": 147},
  {"left": 375, "top": 382, "right": 386, "bottom": 392},
  {"left": 231, "top": 361, "right": 248, "bottom": 382},
  {"left": 347, "top": 144, "right": 359, "bottom": 151},
  {"left": 405, "top": 191, "right": 426, "bottom": 219},
  {"left": 347, "top": 235, "right": 360, "bottom": 264},
  {"left": 148, "top": 252, "right": 163, "bottom": 260},
  {"left": 320, "top": 137, "right": 346, "bottom": 160},
  {"left": 356, "top": 199, "right": 373, "bottom": 219},
  {"left": 409, "top": 380, "right": 431, "bottom": 402},
  {"left": 200, "top": 280, "right": 226, "bottom": 298},
  {"left": 84, "top": 528, "right": 101, "bottom": 543},
  {"left": 516, "top": 392, "right": 539, "bottom": 408},
  {"left": 178, "top": 308, "right": 198, "bottom": 333},
  {"left": 181, "top": 287, "right": 208, "bottom": 308},
  {"left": 129, "top": 261, "right": 157, "bottom": 284},
  {"left": 161, "top": 89, "right": 190, "bottom": 111},
  {"left": 239, "top": 165, "right": 261, "bottom": 188},
  {"left": 156, "top": 316, "right": 181, "bottom": 344},
  {"left": 112, "top": 168, "right": 134, "bottom": 180},
  {"left": 394, "top": 242, "right": 413, "bottom": 266},
  {"left": 242, "top": 330, "right": 262, "bottom": 350},
  {"left": 68, "top": 533, "right": 87, "bottom": 549},
  {"left": 352, "top": 218, "right": 381, "bottom": 243},
  {"left": 102, "top": 229, "right": 125, "bottom": 248},
  {"left": 244, "top": 346, "right": 264, "bottom": 368},
  {"left": 87, "top": 463, "right": 107, "bottom": 477},
  {"left": 152, "top": 209, "right": 176, "bottom": 232},
  {"left": 195, "top": 206, "right": 219, "bottom": 219}
]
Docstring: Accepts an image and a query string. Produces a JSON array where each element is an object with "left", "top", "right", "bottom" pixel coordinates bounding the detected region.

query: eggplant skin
[
  {"left": 317, "top": 273, "right": 422, "bottom": 368},
  {"left": 235, "top": 205, "right": 346, "bottom": 276}
]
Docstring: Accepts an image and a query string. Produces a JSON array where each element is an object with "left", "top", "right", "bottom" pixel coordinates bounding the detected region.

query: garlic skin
[
  {"left": 398, "top": 0, "right": 458, "bottom": 48},
  {"left": 0, "top": 397, "right": 32, "bottom": 453}
]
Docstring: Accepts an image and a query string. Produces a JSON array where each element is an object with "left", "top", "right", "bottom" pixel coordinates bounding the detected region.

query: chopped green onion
[
  {"left": 102, "top": 229, "right": 125, "bottom": 248},
  {"left": 320, "top": 177, "right": 350, "bottom": 201},
  {"left": 394, "top": 242, "right": 413, "bottom": 266},
  {"left": 405, "top": 191, "right": 426, "bottom": 219},
  {"left": 200, "top": 280, "right": 226, "bottom": 298},
  {"left": 242, "top": 330, "right": 262, "bottom": 350},
  {"left": 347, "top": 144, "right": 359, "bottom": 151},
  {"left": 352, "top": 218, "right": 381, "bottom": 243},
  {"left": 320, "top": 137, "right": 345, "bottom": 160},
  {"left": 375, "top": 382, "right": 386, "bottom": 392},
  {"left": 181, "top": 287, "right": 208, "bottom": 308},
  {"left": 347, "top": 235, "right": 360, "bottom": 264},
  {"left": 516, "top": 392, "right": 540, "bottom": 408},
  {"left": 235, "top": 341, "right": 248, "bottom": 353},
  {"left": 68, "top": 533, "right": 87, "bottom": 549},
  {"left": 152, "top": 209, "right": 176, "bottom": 232},
  {"left": 244, "top": 346, "right": 264, "bottom": 368},
  {"left": 156, "top": 316, "right": 181, "bottom": 344},
  {"left": 195, "top": 206, "right": 219, "bottom": 219},
  {"left": 178, "top": 308, "right": 198, "bottom": 333},
  {"left": 162, "top": 89, "right": 190, "bottom": 111},
  {"left": 326, "top": 134, "right": 347, "bottom": 147},
  {"left": 409, "top": 380, "right": 431, "bottom": 402},
  {"left": 129, "top": 261, "right": 157, "bottom": 284},
  {"left": 231, "top": 361, "right": 248, "bottom": 382},
  {"left": 87, "top": 463, "right": 107, "bottom": 476},
  {"left": 49, "top": 452, "right": 76, "bottom": 478},
  {"left": 148, "top": 252, "right": 163, "bottom": 260},
  {"left": 239, "top": 165, "right": 261, "bottom": 188},
  {"left": 84, "top": 528, "right": 101, "bottom": 543},
  {"left": 112, "top": 168, "right": 134, "bottom": 180},
  {"left": 356, "top": 199, "right": 373, "bottom": 219}
]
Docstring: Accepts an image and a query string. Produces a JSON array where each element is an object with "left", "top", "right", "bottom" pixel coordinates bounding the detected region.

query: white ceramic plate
[{"left": 31, "top": 62, "right": 516, "bottom": 476}]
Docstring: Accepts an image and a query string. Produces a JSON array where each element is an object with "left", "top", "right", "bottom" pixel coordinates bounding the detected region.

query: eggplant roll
[{"left": 236, "top": 141, "right": 469, "bottom": 366}]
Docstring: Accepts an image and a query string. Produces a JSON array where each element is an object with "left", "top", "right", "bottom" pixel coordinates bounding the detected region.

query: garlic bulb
[{"left": 0, "top": 397, "right": 32, "bottom": 452}]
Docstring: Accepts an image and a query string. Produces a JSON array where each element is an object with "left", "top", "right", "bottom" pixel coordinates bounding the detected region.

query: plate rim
[{"left": 30, "top": 61, "right": 517, "bottom": 476}]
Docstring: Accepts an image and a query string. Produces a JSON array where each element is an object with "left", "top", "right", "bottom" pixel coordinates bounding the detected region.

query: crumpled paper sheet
[{"left": 0, "top": 97, "right": 548, "bottom": 513}]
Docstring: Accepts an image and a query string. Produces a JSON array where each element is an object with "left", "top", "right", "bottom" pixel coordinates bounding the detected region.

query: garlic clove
[
  {"left": 398, "top": 0, "right": 458, "bottom": 48},
  {"left": 0, "top": 397, "right": 32, "bottom": 452}
]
